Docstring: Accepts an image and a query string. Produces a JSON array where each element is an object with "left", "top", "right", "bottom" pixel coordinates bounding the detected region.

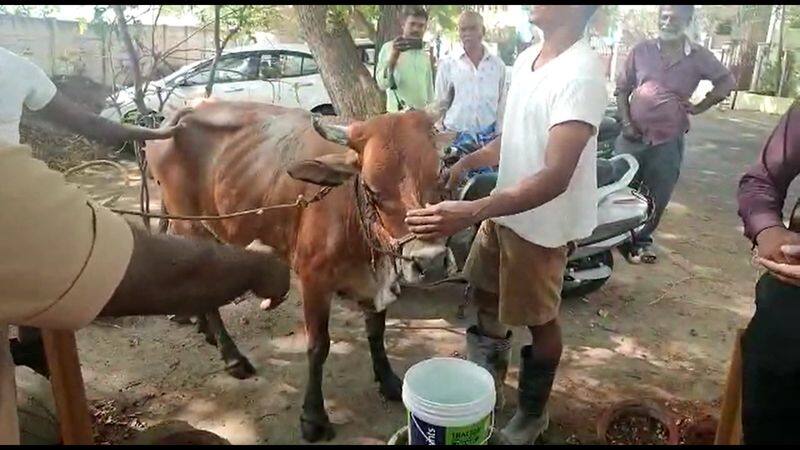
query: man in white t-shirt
[
  {"left": 406, "top": 5, "right": 607, "bottom": 444},
  {"left": 0, "top": 47, "right": 291, "bottom": 444}
]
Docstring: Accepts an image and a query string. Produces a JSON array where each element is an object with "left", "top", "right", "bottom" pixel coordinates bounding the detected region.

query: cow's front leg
[
  {"left": 362, "top": 305, "right": 402, "bottom": 401},
  {"left": 204, "top": 310, "right": 256, "bottom": 380},
  {"left": 300, "top": 283, "right": 335, "bottom": 442}
]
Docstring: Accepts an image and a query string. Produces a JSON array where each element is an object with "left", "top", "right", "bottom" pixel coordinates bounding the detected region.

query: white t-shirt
[
  {"left": 0, "top": 47, "right": 57, "bottom": 145},
  {"left": 492, "top": 38, "right": 608, "bottom": 248}
]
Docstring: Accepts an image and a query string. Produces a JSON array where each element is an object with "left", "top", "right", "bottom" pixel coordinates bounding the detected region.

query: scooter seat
[
  {"left": 597, "top": 116, "right": 621, "bottom": 143},
  {"left": 458, "top": 155, "right": 635, "bottom": 202},
  {"left": 459, "top": 172, "right": 498, "bottom": 201},
  {"left": 597, "top": 157, "right": 631, "bottom": 188}
]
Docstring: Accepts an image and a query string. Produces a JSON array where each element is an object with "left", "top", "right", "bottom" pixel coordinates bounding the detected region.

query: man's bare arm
[
  {"left": 445, "top": 136, "right": 502, "bottom": 190},
  {"left": 688, "top": 74, "right": 736, "bottom": 115},
  {"left": 99, "top": 225, "right": 290, "bottom": 317},
  {"left": 615, "top": 88, "right": 642, "bottom": 141},
  {"left": 37, "top": 92, "right": 179, "bottom": 147},
  {"left": 463, "top": 136, "right": 502, "bottom": 170}
]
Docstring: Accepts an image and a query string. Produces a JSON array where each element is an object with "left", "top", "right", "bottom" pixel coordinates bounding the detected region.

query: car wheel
[{"left": 312, "top": 104, "right": 336, "bottom": 116}]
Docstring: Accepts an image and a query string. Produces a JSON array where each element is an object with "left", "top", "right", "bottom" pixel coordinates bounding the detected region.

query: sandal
[
  {"left": 639, "top": 245, "right": 657, "bottom": 264},
  {"left": 622, "top": 245, "right": 657, "bottom": 264}
]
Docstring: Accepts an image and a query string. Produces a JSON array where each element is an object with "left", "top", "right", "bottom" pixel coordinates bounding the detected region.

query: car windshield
[{"left": 163, "top": 58, "right": 211, "bottom": 86}]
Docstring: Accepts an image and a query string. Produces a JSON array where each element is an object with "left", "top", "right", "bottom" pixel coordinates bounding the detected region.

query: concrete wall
[
  {"left": 0, "top": 14, "right": 220, "bottom": 87},
  {"left": 732, "top": 91, "right": 795, "bottom": 115}
]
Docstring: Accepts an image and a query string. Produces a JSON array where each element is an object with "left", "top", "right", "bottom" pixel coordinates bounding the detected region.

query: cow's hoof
[
  {"left": 225, "top": 358, "right": 256, "bottom": 380},
  {"left": 378, "top": 372, "right": 403, "bottom": 401},
  {"left": 300, "top": 416, "right": 336, "bottom": 442},
  {"left": 203, "top": 334, "right": 218, "bottom": 346}
]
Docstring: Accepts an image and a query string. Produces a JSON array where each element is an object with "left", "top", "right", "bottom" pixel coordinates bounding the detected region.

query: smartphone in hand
[{"left": 396, "top": 37, "right": 424, "bottom": 52}]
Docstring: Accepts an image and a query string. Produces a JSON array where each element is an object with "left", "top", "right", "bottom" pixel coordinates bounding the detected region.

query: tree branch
[
  {"left": 112, "top": 4, "right": 148, "bottom": 114},
  {"left": 351, "top": 7, "right": 376, "bottom": 41},
  {"left": 205, "top": 5, "right": 223, "bottom": 98}
]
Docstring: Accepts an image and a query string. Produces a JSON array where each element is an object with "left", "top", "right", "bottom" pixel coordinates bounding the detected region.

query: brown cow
[{"left": 144, "top": 100, "right": 457, "bottom": 442}]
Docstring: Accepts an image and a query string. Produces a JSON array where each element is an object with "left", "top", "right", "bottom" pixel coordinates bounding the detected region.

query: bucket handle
[{"left": 410, "top": 413, "right": 495, "bottom": 445}]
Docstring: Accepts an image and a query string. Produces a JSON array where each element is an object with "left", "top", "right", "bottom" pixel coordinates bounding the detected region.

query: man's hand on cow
[
  {"left": 132, "top": 122, "right": 184, "bottom": 142},
  {"left": 406, "top": 200, "right": 482, "bottom": 240}
]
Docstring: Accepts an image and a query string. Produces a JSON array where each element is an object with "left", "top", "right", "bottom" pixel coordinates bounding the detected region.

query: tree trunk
[
  {"left": 374, "top": 5, "right": 404, "bottom": 101},
  {"left": 296, "top": 5, "right": 385, "bottom": 119},
  {"left": 376, "top": 5, "right": 404, "bottom": 56},
  {"left": 351, "top": 7, "right": 376, "bottom": 42}
]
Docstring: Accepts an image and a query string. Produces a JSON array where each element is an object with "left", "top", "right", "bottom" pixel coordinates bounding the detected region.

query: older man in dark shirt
[
  {"left": 737, "top": 102, "right": 800, "bottom": 445},
  {"left": 615, "top": 5, "right": 736, "bottom": 264}
]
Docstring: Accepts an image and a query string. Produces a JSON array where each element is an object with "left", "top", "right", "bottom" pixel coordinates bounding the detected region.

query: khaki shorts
[{"left": 463, "top": 220, "right": 568, "bottom": 327}]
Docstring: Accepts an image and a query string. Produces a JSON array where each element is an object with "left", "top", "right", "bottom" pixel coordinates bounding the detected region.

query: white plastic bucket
[{"left": 402, "top": 357, "right": 495, "bottom": 445}]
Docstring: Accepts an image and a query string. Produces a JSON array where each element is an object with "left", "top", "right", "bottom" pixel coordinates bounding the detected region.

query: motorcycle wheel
[{"left": 561, "top": 250, "right": 614, "bottom": 299}]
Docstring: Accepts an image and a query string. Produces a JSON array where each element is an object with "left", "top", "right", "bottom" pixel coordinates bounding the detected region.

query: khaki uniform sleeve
[{"left": 0, "top": 144, "right": 133, "bottom": 330}]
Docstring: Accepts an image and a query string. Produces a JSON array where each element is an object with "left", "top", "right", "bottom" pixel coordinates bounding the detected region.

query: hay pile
[{"left": 19, "top": 75, "right": 118, "bottom": 172}]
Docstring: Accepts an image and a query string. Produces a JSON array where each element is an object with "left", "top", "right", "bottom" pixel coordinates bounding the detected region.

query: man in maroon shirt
[
  {"left": 616, "top": 5, "right": 736, "bottom": 263},
  {"left": 737, "top": 102, "right": 800, "bottom": 445}
]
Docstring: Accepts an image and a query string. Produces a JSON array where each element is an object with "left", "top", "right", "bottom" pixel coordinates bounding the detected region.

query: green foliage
[
  {"left": 326, "top": 5, "right": 351, "bottom": 34},
  {"left": 486, "top": 25, "right": 519, "bottom": 66},
  {"left": 0, "top": 5, "right": 59, "bottom": 18},
  {"left": 715, "top": 21, "right": 733, "bottom": 35},
  {"left": 336, "top": 4, "right": 466, "bottom": 39},
  {"left": 788, "top": 5, "right": 800, "bottom": 29},
  {"left": 192, "top": 5, "right": 280, "bottom": 43},
  {"left": 753, "top": 54, "right": 800, "bottom": 99},
  {"left": 428, "top": 5, "right": 468, "bottom": 36},
  {"left": 618, "top": 6, "right": 659, "bottom": 42}
]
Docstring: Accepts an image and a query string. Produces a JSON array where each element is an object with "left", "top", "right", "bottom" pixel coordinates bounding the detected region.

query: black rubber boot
[
  {"left": 500, "top": 345, "right": 558, "bottom": 444},
  {"left": 466, "top": 325, "right": 512, "bottom": 412}
]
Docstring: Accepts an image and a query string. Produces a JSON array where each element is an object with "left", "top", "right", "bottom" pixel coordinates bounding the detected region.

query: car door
[
  {"left": 251, "top": 51, "right": 329, "bottom": 110},
  {"left": 247, "top": 51, "right": 279, "bottom": 106},
  {"left": 162, "top": 52, "right": 258, "bottom": 114},
  {"left": 281, "top": 51, "right": 328, "bottom": 110}
]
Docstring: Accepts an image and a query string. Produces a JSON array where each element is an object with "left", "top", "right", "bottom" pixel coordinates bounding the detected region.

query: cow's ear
[{"left": 287, "top": 150, "right": 361, "bottom": 186}]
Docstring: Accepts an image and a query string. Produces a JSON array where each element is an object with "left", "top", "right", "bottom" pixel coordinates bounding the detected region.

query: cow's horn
[
  {"left": 312, "top": 115, "right": 349, "bottom": 146},
  {"left": 424, "top": 99, "right": 449, "bottom": 125}
]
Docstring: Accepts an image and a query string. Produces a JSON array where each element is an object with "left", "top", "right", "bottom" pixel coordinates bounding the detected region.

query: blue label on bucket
[
  {"left": 408, "top": 412, "right": 446, "bottom": 445},
  {"left": 408, "top": 412, "right": 491, "bottom": 445}
]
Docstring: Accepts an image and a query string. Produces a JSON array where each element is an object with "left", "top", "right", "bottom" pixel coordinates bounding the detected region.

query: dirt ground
[{"left": 64, "top": 107, "right": 798, "bottom": 445}]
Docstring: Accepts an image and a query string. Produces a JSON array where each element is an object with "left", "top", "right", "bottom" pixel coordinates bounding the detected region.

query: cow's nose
[{"left": 404, "top": 241, "right": 450, "bottom": 282}]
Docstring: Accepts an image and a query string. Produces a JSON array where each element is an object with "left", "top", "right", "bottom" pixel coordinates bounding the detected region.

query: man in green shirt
[{"left": 375, "top": 6, "right": 435, "bottom": 112}]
